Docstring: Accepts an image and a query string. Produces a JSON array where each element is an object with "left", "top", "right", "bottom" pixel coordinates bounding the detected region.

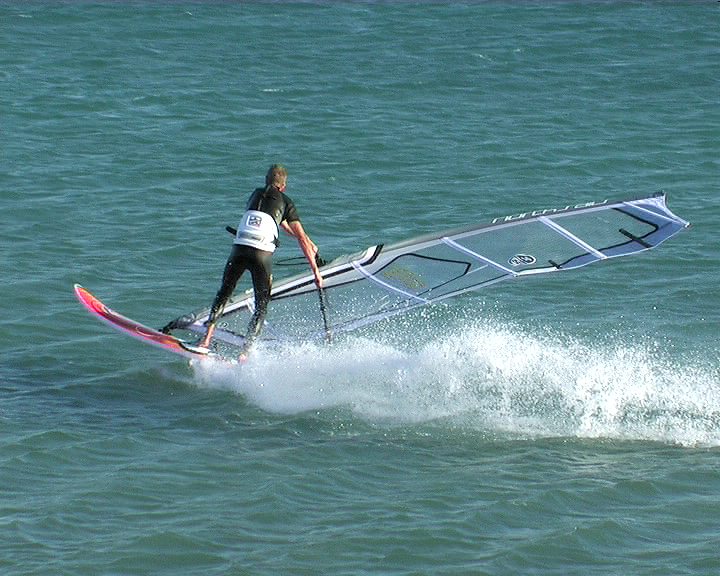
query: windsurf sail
[{"left": 162, "top": 193, "right": 689, "bottom": 346}]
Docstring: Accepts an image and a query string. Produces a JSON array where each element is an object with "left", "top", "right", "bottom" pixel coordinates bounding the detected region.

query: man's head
[{"left": 266, "top": 164, "right": 288, "bottom": 191}]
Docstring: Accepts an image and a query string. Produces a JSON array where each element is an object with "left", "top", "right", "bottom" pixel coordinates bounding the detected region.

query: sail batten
[
  {"left": 538, "top": 216, "right": 607, "bottom": 260},
  {"left": 442, "top": 237, "right": 517, "bottom": 276}
]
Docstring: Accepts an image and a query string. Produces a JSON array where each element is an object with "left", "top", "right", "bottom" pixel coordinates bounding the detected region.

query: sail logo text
[{"left": 491, "top": 199, "right": 610, "bottom": 225}]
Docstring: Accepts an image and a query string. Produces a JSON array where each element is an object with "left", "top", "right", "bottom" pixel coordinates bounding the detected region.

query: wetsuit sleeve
[{"left": 282, "top": 195, "right": 300, "bottom": 223}]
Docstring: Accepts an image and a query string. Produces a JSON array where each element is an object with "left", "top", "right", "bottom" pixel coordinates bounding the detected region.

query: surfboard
[{"left": 74, "top": 284, "right": 222, "bottom": 361}]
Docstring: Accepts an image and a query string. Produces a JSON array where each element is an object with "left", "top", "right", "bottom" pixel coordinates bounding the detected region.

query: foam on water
[{"left": 191, "top": 319, "right": 719, "bottom": 447}]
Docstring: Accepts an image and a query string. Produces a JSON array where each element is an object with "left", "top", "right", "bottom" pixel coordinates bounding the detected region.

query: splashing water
[{"left": 191, "top": 319, "right": 720, "bottom": 447}]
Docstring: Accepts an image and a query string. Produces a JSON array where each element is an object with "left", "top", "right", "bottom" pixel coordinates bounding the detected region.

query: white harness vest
[{"left": 234, "top": 210, "right": 279, "bottom": 253}]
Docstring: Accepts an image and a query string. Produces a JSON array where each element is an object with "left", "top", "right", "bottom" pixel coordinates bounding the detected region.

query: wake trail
[{"left": 191, "top": 319, "right": 720, "bottom": 447}]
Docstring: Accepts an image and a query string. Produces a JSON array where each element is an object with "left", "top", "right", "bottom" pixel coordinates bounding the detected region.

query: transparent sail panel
[{"left": 168, "top": 193, "right": 689, "bottom": 344}]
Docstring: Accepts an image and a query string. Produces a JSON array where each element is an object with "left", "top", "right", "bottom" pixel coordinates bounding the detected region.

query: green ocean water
[{"left": 2, "top": 2, "right": 720, "bottom": 575}]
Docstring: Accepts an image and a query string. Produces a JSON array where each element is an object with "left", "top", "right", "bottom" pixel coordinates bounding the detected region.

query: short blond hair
[{"left": 265, "top": 164, "right": 288, "bottom": 188}]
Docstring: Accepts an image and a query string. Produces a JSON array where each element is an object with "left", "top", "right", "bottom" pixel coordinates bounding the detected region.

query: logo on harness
[{"left": 247, "top": 214, "right": 263, "bottom": 228}]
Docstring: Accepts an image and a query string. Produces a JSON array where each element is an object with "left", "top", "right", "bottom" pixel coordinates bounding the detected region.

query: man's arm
[
  {"left": 280, "top": 220, "right": 318, "bottom": 252},
  {"left": 285, "top": 220, "right": 323, "bottom": 288},
  {"left": 280, "top": 221, "right": 295, "bottom": 236}
]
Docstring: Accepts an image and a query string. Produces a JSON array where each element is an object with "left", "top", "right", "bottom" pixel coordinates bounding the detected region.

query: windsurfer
[{"left": 197, "top": 164, "right": 323, "bottom": 359}]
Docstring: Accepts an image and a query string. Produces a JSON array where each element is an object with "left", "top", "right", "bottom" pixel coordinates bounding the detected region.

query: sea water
[{"left": 2, "top": 3, "right": 719, "bottom": 575}]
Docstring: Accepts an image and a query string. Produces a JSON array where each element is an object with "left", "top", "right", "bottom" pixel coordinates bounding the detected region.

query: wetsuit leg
[
  {"left": 242, "top": 249, "right": 273, "bottom": 350},
  {"left": 207, "top": 245, "right": 249, "bottom": 327}
]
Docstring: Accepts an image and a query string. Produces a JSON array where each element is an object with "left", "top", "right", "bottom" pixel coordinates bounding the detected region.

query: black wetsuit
[{"left": 206, "top": 185, "right": 300, "bottom": 349}]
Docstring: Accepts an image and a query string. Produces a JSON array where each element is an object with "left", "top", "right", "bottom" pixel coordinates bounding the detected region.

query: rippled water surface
[{"left": 2, "top": 3, "right": 719, "bottom": 575}]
